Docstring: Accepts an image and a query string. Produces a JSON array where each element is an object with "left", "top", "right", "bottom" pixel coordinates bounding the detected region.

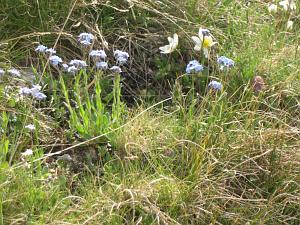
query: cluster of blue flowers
[
  {"left": 208, "top": 80, "right": 222, "bottom": 91},
  {"left": 35, "top": 32, "right": 129, "bottom": 75},
  {"left": 114, "top": 50, "right": 130, "bottom": 66},
  {"left": 186, "top": 60, "right": 203, "bottom": 74},
  {"left": 217, "top": 56, "right": 234, "bottom": 70},
  {"left": 90, "top": 50, "right": 108, "bottom": 71},
  {"left": 78, "top": 33, "right": 94, "bottom": 46},
  {"left": 184, "top": 55, "right": 234, "bottom": 91},
  {"left": 19, "top": 84, "right": 47, "bottom": 100},
  {"left": 0, "top": 68, "right": 22, "bottom": 78}
]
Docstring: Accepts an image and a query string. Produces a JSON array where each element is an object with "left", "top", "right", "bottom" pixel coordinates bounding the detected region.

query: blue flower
[
  {"left": 114, "top": 50, "right": 129, "bottom": 65},
  {"left": 114, "top": 50, "right": 129, "bottom": 59},
  {"left": 208, "top": 80, "right": 222, "bottom": 91},
  {"left": 89, "top": 50, "right": 107, "bottom": 61},
  {"left": 69, "top": 59, "right": 87, "bottom": 69},
  {"left": 49, "top": 55, "right": 62, "bottom": 66},
  {"left": 8, "top": 68, "right": 21, "bottom": 77},
  {"left": 116, "top": 57, "right": 128, "bottom": 65},
  {"left": 78, "top": 33, "right": 94, "bottom": 46},
  {"left": 110, "top": 66, "right": 122, "bottom": 73},
  {"left": 35, "top": 44, "right": 48, "bottom": 53},
  {"left": 32, "top": 91, "right": 47, "bottom": 100},
  {"left": 31, "top": 84, "right": 42, "bottom": 92},
  {"left": 62, "top": 63, "right": 69, "bottom": 71},
  {"left": 30, "top": 85, "right": 47, "bottom": 100},
  {"left": 67, "top": 66, "right": 78, "bottom": 74},
  {"left": 199, "top": 28, "right": 211, "bottom": 36},
  {"left": 217, "top": 56, "right": 234, "bottom": 70},
  {"left": 96, "top": 61, "right": 108, "bottom": 70},
  {"left": 80, "top": 40, "right": 92, "bottom": 46},
  {"left": 19, "top": 87, "right": 32, "bottom": 95},
  {"left": 45, "top": 48, "right": 56, "bottom": 54},
  {"left": 186, "top": 60, "right": 204, "bottom": 74}
]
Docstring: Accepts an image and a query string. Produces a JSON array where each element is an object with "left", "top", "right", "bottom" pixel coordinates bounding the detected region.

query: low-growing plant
[{"left": 60, "top": 71, "right": 125, "bottom": 140}]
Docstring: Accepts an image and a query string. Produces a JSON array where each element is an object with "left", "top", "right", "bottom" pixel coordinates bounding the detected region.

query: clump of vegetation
[{"left": 0, "top": 0, "right": 299, "bottom": 224}]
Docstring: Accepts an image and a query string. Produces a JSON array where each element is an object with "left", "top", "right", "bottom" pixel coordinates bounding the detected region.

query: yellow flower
[
  {"left": 159, "top": 33, "right": 179, "bottom": 54},
  {"left": 191, "top": 28, "right": 217, "bottom": 58}
]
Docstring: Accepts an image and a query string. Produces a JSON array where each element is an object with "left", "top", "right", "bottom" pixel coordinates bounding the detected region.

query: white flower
[
  {"left": 268, "top": 4, "right": 278, "bottom": 13},
  {"left": 191, "top": 28, "right": 217, "bottom": 58},
  {"left": 21, "top": 149, "right": 33, "bottom": 157},
  {"left": 25, "top": 124, "right": 35, "bottom": 131},
  {"left": 0, "top": 68, "right": 4, "bottom": 76},
  {"left": 279, "top": 0, "right": 289, "bottom": 10},
  {"left": 287, "top": 20, "right": 294, "bottom": 30},
  {"left": 159, "top": 33, "right": 178, "bottom": 54},
  {"left": 279, "top": 0, "right": 296, "bottom": 11},
  {"left": 290, "top": 1, "right": 296, "bottom": 10}
]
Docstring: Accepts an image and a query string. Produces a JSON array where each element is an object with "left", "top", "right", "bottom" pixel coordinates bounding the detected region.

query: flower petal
[
  {"left": 159, "top": 45, "right": 171, "bottom": 53},
  {"left": 167, "top": 37, "right": 173, "bottom": 44},
  {"left": 191, "top": 36, "right": 201, "bottom": 45}
]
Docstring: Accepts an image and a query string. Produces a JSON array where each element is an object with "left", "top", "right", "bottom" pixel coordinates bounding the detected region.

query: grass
[{"left": 0, "top": 0, "right": 300, "bottom": 224}]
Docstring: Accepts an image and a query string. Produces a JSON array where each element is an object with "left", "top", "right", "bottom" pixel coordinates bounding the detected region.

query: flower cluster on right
[{"left": 159, "top": 28, "right": 235, "bottom": 92}]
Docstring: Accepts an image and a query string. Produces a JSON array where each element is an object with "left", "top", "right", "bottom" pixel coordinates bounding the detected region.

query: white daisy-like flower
[
  {"left": 268, "top": 4, "right": 278, "bottom": 13},
  {"left": 21, "top": 149, "right": 33, "bottom": 157},
  {"left": 279, "top": 0, "right": 296, "bottom": 11},
  {"left": 290, "top": 1, "right": 297, "bottom": 10},
  {"left": 287, "top": 20, "right": 294, "bottom": 30},
  {"left": 159, "top": 33, "right": 179, "bottom": 54},
  {"left": 191, "top": 28, "right": 217, "bottom": 58}
]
